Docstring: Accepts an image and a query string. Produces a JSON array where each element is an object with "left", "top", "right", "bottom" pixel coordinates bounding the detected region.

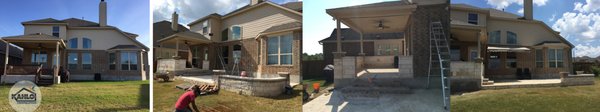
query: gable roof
[
  {"left": 188, "top": 1, "right": 302, "bottom": 26},
  {"left": 319, "top": 28, "right": 404, "bottom": 43},
  {"left": 153, "top": 21, "right": 191, "bottom": 46}
]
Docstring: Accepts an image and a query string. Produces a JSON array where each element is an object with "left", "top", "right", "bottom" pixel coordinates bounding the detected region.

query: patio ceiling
[
  {"left": 450, "top": 28, "right": 480, "bottom": 42},
  {"left": 326, "top": 2, "right": 416, "bottom": 34},
  {"left": 2, "top": 33, "right": 66, "bottom": 49}
]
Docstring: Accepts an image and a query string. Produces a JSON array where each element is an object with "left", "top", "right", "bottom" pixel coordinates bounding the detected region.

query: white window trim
[
  {"left": 69, "top": 38, "right": 78, "bottom": 49},
  {"left": 535, "top": 49, "right": 544, "bottom": 68},
  {"left": 548, "top": 49, "right": 563, "bottom": 68},
  {"left": 82, "top": 37, "right": 92, "bottom": 49},
  {"left": 507, "top": 31, "right": 517, "bottom": 44},
  {"left": 121, "top": 52, "right": 138, "bottom": 71},
  {"left": 468, "top": 13, "right": 478, "bottom": 25},
  {"left": 81, "top": 52, "right": 92, "bottom": 70}
]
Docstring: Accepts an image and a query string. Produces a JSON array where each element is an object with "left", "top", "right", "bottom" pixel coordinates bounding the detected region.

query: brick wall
[
  {"left": 408, "top": 4, "right": 450, "bottom": 77},
  {"left": 217, "top": 75, "right": 287, "bottom": 97}
]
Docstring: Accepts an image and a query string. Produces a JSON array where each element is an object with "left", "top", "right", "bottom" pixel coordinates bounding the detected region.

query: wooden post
[
  {"left": 140, "top": 51, "right": 146, "bottom": 80},
  {"left": 175, "top": 38, "right": 179, "bottom": 58}
]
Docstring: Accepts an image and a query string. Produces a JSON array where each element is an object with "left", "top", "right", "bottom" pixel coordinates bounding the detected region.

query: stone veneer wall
[
  {"left": 561, "top": 74, "right": 595, "bottom": 86},
  {"left": 408, "top": 3, "right": 450, "bottom": 77},
  {"left": 217, "top": 75, "right": 287, "bottom": 97},
  {"left": 450, "top": 62, "right": 483, "bottom": 92}
]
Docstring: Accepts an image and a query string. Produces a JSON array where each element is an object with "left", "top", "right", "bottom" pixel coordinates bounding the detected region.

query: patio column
[
  {"left": 336, "top": 20, "right": 342, "bottom": 52},
  {"left": 140, "top": 51, "right": 146, "bottom": 80},
  {"left": 4, "top": 42, "right": 9, "bottom": 75},
  {"left": 55, "top": 41, "right": 60, "bottom": 84},
  {"left": 359, "top": 32, "right": 364, "bottom": 55},
  {"left": 175, "top": 38, "right": 179, "bottom": 58},
  {"left": 477, "top": 32, "right": 481, "bottom": 59}
]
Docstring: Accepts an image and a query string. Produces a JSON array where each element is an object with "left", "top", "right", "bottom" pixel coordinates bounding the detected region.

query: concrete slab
[
  {"left": 303, "top": 89, "right": 445, "bottom": 112},
  {"left": 179, "top": 75, "right": 215, "bottom": 84},
  {"left": 356, "top": 68, "right": 412, "bottom": 78},
  {"left": 482, "top": 79, "right": 562, "bottom": 89}
]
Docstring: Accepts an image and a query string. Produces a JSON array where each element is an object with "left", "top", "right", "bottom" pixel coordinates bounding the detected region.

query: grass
[
  {"left": 153, "top": 79, "right": 302, "bottom": 112},
  {"left": 452, "top": 77, "right": 600, "bottom": 112},
  {"left": 0, "top": 81, "right": 149, "bottom": 112}
]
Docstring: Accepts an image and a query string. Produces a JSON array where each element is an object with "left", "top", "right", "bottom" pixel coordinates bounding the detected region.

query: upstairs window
[
  {"left": 82, "top": 38, "right": 92, "bottom": 49},
  {"left": 468, "top": 13, "right": 478, "bottom": 25},
  {"left": 221, "top": 29, "right": 228, "bottom": 41},
  {"left": 488, "top": 31, "right": 501, "bottom": 44},
  {"left": 52, "top": 26, "right": 60, "bottom": 37},
  {"left": 202, "top": 20, "right": 209, "bottom": 34},
  {"left": 69, "top": 38, "right": 78, "bottom": 48},
  {"left": 507, "top": 31, "right": 517, "bottom": 44},
  {"left": 231, "top": 26, "right": 241, "bottom": 40}
]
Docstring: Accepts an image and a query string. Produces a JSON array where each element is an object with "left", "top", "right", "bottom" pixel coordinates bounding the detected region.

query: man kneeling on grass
[{"left": 175, "top": 85, "right": 201, "bottom": 112}]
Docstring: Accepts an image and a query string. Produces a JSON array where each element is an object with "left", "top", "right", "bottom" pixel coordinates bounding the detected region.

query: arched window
[
  {"left": 488, "top": 31, "right": 501, "bottom": 44},
  {"left": 69, "top": 38, "right": 78, "bottom": 48},
  {"left": 82, "top": 38, "right": 92, "bottom": 49},
  {"left": 507, "top": 31, "right": 517, "bottom": 44}
]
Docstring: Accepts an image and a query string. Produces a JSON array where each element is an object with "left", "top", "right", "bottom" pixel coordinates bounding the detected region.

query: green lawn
[
  {"left": 452, "top": 77, "right": 600, "bottom": 112},
  {"left": 0, "top": 81, "right": 149, "bottom": 112},
  {"left": 153, "top": 79, "right": 302, "bottom": 112}
]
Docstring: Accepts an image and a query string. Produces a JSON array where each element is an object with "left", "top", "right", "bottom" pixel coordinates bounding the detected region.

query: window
[
  {"left": 82, "top": 53, "right": 92, "bottom": 70},
  {"left": 233, "top": 45, "right": 242, "bottom": 64},
  {"left": 536, "top": 49, "right": 543, "bottom": 68},
  {"left": 488, "top": 52, "right": 500, "bottom": 69},
  {"left": 507, "top": 31, "right": 517, "bottom": 44},
  {"left": 506, "top": 52, "right": 517, "bottom": 68},
  {"left": 376, "top": 44, "right": 399, "bottom": 56},
  {"left": 221, "top": 29, "right": 228, "bottom": 41},
  {"left": 202, "top": 20, "right": 209, "bottom": 34},
  {"left": 52, "top": 26, "right": 59, "bottom": 37},
  {"left": 82, "top": 38, "right": 91, "bottom": 49},
  {"left": 69, "top": 38, "right": 78, "bottom": 48},
  {"left": 68, "top": 53, "right": 77, "bottom": 70},
  {"left": 468, "top": 13, "right": 478, "bottom": 25},
  {"left": 450, "top": 46, "right": 460, "bottom": 61},
  {"left": 221, "top": 46, "right": 229, "bottom": 64},
  {"left": 121, "top": 52, "right": 138, "bottom": 70},
  {"left": 488, "top": 31, "right": 501, "bottom": 44},
  {"left": 231, "top": 26, "right": 241, "bottom": 40},
  {"left": 470, "top": 48, "right": 478, "bottom": 61},
  {"left": 267, "top": 34, "right": 293, "bottom": 65},
  {"left": 548, "top": 49, "right": 563, "bottom": 68},
  {"left": 31, "top": 51, "right": 47, "bottom": 65},
  {"left": 109, "top": 53, "right": 116, "bottom": 70}
]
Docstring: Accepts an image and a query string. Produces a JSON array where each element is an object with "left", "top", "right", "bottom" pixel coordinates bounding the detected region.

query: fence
[{"left": 302, "top": 60, "right": 327, "bottom": 79}]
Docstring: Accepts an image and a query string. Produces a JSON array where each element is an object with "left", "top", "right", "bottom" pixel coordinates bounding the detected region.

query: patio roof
[
  {"left": 2, "top": 33, "right": 66, "bottom": 49},
  {"left": 157, "top": 31, "right": 212, "bottom": 45},
  {"left": 326, "top": 1, "right": 416, "bottom": 34}
]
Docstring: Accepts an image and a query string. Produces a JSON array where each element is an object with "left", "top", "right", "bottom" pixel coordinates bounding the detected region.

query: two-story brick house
[{"left": 1, "top": 0, "right": 148, "bottom": 84}]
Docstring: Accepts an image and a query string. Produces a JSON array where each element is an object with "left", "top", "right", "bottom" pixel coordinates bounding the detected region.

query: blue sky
[
  {"left": 453, "top": 0, "right": 600, "bottom": 57},
  {"left": 0, "top": 0, "right": 150, "bottom": 48},
  {"left": 303, "top": 0, "right": 399, "bottom": 54}
]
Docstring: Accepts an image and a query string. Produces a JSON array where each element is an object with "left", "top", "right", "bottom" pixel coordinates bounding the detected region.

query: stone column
[
  {"left": 140, "top": 51, "right": 146, "bottom": 80},
  {"left": 333, "top": 19, "right": 348, "bottom": 88},
  {"left": 54, "top": 42, "right": 60, "bottom": 84},
  {"left": 4, "top": 42, "right": 8, "bottom": 75},
  {"left": 174, "top": 38, "right": 179, "bottom": 58}
]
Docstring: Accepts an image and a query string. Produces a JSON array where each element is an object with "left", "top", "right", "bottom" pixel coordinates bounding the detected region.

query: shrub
[{"left": 591, "top": 66, "right": 600, "bottom": 77}]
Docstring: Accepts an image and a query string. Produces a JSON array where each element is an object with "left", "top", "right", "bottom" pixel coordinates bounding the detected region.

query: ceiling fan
[{"left": 377, "top": 20, "right": 390, "bottom": 30}]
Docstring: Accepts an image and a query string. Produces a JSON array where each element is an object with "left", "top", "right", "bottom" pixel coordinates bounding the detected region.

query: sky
[
  {"left": 152, "top": 0, "right": 300, "bottom": 25},
  {"left": 452, "top": 0, "right": 600, "bottom": 57},
  {"left": 0, "top": 0, "right": 150, "bottom": 49}
]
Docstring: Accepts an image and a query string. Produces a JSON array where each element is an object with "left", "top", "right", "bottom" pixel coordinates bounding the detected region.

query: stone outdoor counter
[
  {"left": 217, "top": 75, "right": 287, "bottom": 97},
  {"left": 561, "top": 73, "right": 595, "bottom": 86}
]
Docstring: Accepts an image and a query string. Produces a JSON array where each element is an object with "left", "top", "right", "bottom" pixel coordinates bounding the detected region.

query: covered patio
[
  {"left": 0, "top": 33, "right": 66, "bottom": 84},
  {"left": 156, "top": 31, "right": 212, "bottom": 70}
]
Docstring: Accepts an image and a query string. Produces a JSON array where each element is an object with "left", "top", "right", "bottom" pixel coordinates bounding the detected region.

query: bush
[{"left": 591, "top": 66, "right": 600, "bottom": 77}]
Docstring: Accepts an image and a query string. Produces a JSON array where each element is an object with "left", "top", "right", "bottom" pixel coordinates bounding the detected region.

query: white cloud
[
  {"left": 152, "top": 0, "right": 250, "bottom": 25},
  {"left": 548, "top": 13, "right": 556, "bottom": 21},
  {"left": 517, "top": 8, "right": 524, "bottom": 14},
  {"left": 574, "top": 0, "right": 600, "bottom": 13},
  {"left": 485, "top": 0, "right": 548, "bottom": 9},
  {"left": 552, "top": 12, "right": 600, "bottom": 41},
  {"left": 574, "top": 44, "right": 600, "bottom": 57}
]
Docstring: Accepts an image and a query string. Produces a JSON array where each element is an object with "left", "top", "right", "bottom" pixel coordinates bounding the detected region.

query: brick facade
[{"left": 408, "top": 4, "right": 450, "bottom": 77}]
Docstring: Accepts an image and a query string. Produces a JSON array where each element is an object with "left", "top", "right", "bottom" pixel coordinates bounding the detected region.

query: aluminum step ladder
[
  {"left": 216, "top": 46, "right": 230, "bottom": 74},
  {"left": 427, "top": 21, "right": 451, "bottom": 111}
]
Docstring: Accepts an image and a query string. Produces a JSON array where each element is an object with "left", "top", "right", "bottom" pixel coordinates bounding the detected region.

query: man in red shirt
[{"left": 174, "top": 85, "right": 201, "bottom": 112}]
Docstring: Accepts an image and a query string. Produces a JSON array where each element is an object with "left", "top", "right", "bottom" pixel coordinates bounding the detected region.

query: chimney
[
  {"left": 524, "top": 0, "right": 533, "bottom": 20},
  {"left": 250, "top": 0, "right": 264, "bottom": 6},
  {"left": 99, "top": 0, "right": 107, "bottom": 26},
  {"left": 171, "top": 11, "right": 179, "bottom": 31}
]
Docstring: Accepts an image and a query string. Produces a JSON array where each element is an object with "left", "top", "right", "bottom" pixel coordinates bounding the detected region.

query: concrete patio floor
[
  {"left": 303, "top": 89, "right": 446, "bottom": 112},
  {"left": 178, "top": 75, "right": 300, "bottom": 86}
]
